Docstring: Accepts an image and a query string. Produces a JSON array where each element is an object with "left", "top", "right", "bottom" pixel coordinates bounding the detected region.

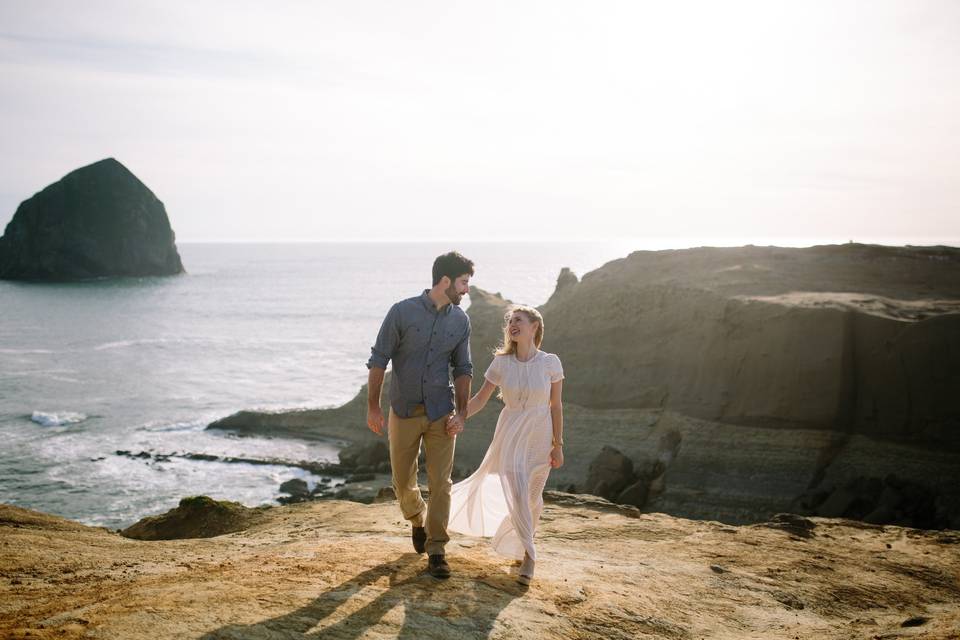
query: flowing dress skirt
[{"left": 448, "top": 403, "right": 553, "bottom": 561}]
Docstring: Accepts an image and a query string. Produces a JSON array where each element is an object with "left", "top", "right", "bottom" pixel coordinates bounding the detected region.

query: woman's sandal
[{"left": 517, "top": 552, "right": 535, "bottom": 585}]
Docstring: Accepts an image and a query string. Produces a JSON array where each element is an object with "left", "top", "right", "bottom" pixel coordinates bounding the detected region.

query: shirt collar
[{"left": 421, "top": 289, "right": 451, "bottom": 315}]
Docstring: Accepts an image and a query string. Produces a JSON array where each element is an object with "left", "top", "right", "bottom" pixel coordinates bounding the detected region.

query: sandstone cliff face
[
  {"left": 536, "top": 244, "right": 960, "bottom": 448},
  {"left": 462, "top": 287, "right": 514, "bottom": 385},
  {"left": 3, "top": 499, "right": 959, "bottom": 639},
  {"left": 0, "top": 158, "right": 184, "bottom": 281}
]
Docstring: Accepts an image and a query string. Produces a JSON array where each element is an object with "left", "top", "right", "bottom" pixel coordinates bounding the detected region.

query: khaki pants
[{"left": 388, "top": 405, "right": 456, "bottom": 556}]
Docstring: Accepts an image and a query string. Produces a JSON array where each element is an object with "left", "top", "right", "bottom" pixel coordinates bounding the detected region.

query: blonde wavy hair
[{"left": 495, "top": 305, "right": 544, "bottom": 356}]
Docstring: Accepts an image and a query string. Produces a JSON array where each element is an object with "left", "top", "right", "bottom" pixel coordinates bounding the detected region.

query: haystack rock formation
[{"left": 0, "top": 158, "right": 184, "bottom": 280}]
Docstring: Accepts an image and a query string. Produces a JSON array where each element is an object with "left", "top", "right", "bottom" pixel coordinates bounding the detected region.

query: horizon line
[{"left": 174, "top": 236, "right": 960, "bottom": 248}]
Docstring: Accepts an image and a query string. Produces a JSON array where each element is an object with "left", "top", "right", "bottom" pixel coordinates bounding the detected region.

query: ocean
[{"left": 0, "top": 241, "right": 640, "bottom": 530}]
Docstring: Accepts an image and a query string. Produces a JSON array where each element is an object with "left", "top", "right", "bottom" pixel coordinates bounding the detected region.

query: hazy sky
[{"left": 1, "top": 1, "right": 958, "bottom": 242}]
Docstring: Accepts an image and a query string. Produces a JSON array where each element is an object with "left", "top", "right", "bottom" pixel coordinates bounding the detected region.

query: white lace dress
[{"left": 448, "top": 350, "right": 564, "bottom": 561}]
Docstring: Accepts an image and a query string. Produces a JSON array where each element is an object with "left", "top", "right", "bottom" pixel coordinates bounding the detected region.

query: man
[{"left": 366, "top": 251, "right": 474, "bottom": 579}]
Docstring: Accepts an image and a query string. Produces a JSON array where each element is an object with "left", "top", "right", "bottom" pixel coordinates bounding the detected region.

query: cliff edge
[{"left": 2, "top": 499, "right": 959, "bottom": 639}]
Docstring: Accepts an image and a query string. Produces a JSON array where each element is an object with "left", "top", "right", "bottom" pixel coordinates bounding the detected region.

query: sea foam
[{"left": 31, "top": 411, "right": 88, "bottom": 426}]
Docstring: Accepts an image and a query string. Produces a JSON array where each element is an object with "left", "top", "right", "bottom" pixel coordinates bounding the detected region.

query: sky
[{"left": 0, "top": 1, "right": 958, "bottom": 243}]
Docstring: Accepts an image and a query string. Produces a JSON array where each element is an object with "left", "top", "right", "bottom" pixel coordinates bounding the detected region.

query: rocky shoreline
[
  {"left": 204, "top": 244, "right": 960, "bottom": 530},
  {"left": 4, "top": 242, "right": 960, "bottom": 638}
]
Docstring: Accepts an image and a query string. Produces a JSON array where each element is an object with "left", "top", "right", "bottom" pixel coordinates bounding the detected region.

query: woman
[{"left": 447, "top": 305, "right": 564, "bottom": 585}]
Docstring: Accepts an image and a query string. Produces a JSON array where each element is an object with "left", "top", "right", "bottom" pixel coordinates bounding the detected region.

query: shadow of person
[{"left": 199, "top": 552, "right": 526, "bottom": 639}]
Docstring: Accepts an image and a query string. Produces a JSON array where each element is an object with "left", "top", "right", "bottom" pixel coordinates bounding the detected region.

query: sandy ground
[{"left": 2, "top": 498, "right": 959, "bottom": 639}]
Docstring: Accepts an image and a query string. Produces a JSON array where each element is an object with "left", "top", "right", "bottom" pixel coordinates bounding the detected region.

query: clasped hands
[
  {"left": 444, "top": 412, "right": 465, "bottom": 437},
  {"left": 367, "top": 407, "right": 465, "bottom": 438}
]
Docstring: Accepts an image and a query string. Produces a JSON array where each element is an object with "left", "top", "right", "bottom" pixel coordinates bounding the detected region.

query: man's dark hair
[{"left": 432, "top": 251, "right": 475, "bottom": 286}]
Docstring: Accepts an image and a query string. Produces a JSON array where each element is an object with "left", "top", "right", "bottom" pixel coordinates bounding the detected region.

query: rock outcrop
[
  {"left": 544, "top": 266, "right": 578, "bottom": 305},
  {"left": 119, "top": 496, "right": 269, "bottom": 540},
  {"left": 537, "top": 244, "right": 960, "bottom": 448},
  {"left": 278, "top": 478, "right": 312, "bottom": 501},
  {"left": 3, "top": 499, "right": 960, "bottom": 638},
  {"left": 583, "top": 437, "right": 681, "bottom": 510},
  {"left": 584, "top": 446, "right": 636, "bottom": 501},
  {"left": 206, "top": 246, "right": 960, "bottom": 527},
  {"left": 0, "top": 158, "right": 184, "bottom": 280},
  {"left": 338, "top": 440, "right": 390, "bottom": 470}
]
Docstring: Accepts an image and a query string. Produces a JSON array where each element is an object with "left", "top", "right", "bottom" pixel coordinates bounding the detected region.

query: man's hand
[
  {"left": 445, "top": 412, "right": 465, "bottom": 437},
  {"left": 367, "top": 406, "right": 385, "bottom": 436}
]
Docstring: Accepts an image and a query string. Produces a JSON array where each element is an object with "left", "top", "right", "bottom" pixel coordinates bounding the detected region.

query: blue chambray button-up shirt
[{"left": 366, "top": 289, "right": 473, "bottom": 422}]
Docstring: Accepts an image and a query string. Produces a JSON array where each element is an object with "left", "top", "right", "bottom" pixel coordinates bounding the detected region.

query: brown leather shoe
[
  {"left": 428, "top": 554, "right": 451, "bottom": 579},
  {"left": 412, "top": 526, "right": 427, "bottom": 554}
]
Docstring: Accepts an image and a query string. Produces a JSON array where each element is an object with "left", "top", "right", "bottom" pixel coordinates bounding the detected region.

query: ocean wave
[
  {"left": 136, "top": 418, "right": 207, "bottom": 432},
  {"left": 92, "top": 338, "right": 172, "bottom": 351},
  {"left": 90, "top": 337, "right": 240, "bottom": 351},
  {"left": 0, "top": 348, "right": 56, "bottom": 354},
  {"left": 31, "top": 411, "right": 88, "bottom": 426},
  {"left": 46, "top": 375, "right": 82, "bottom": 384}
]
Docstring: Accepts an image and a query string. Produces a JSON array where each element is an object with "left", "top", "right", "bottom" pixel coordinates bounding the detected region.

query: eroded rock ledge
[
  {"left": 2, "top": 499, "right": 958, "bottom": 638},
  {"left": 205, "top": 245, "right": 960, "bottom": 529}
]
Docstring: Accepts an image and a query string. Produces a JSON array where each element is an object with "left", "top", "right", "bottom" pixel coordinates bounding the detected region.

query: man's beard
[{"left": 445, "top": 284, "right": 461, "bottom": 305}]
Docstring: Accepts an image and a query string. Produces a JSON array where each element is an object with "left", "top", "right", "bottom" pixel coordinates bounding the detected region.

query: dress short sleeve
[
  {"left": 484, "top": 355, "right": 504, "bottom": 386},
  {"left": 548, "top": 353, "right": 564, "bottom": 383}
]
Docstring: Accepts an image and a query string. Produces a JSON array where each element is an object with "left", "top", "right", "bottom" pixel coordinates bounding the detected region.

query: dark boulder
[
  {"left": 760, "top": 513, "right": 817, "bottom": 539},
  {"left": 619, "top": 427, "right": 682, "bottom": 509},
  {"left": 338, "top": 440, "right": 390, "bottom": 469},
  {"left": 584, "top": 446, "right": 636, "bottom": 501},
  {"left": 279, "top": 478, "right": 310, "bottom": 498},
  {"left": 615, "top": 478, "right": 652, "bottom": 509},
  {"left": 373, "top": 487, "right": 397, "bottom": 503},
  {"left": 120, "top": 496, "right": 267, "bottom": 540},
  {"left": 0, "top": 158, "right": 184, "bottom": 281},
  {"left": 793, "top": 474, "right": 949, "bottom": 529}
]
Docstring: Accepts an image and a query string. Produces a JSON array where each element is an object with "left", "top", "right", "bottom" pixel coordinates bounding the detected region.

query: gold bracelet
[{"left": 552, "top": 439, "right": 563, "bottom": 447}]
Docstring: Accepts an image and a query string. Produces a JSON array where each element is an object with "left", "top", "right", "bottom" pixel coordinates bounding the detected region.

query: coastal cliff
[
  {"left": 537, "top": 244, "right": 960, "bottom": 446},
  {"left": 2, "top": 498, "right": 959, "bottom": 639},
  {"left": 206, "top": 244, "right": 960, "bottom": 528}
]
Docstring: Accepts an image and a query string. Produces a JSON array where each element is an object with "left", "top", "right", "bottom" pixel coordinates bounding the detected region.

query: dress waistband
[{"left": 502, "top": 404, "right": 550, "bottom": 412}]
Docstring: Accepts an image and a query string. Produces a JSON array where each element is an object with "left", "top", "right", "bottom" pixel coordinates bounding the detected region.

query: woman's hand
[{"left": 549, "top": 445, "right": 564, "bottom": 469}]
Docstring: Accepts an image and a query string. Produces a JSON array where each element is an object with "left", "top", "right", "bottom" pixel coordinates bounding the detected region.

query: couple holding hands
[{"left": 365, "top": 251, "right": 565, "bottom": 585}]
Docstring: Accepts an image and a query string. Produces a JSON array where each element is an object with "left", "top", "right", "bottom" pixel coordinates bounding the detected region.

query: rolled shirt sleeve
[
  {"left": 450, "top": 320, "right": 473, "bottom": 379},
  {"left": 366, "top": 303, "right": 400, "bottom": 370}
]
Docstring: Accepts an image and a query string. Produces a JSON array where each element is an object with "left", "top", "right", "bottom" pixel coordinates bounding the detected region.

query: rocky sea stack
[{"left": 0, "top": 158, "right": 184, "bottom": 281}]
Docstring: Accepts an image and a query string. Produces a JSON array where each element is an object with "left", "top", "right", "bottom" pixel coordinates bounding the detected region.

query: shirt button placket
[{"left": 422, "top": 312, "right": 440, "bottom": 406}]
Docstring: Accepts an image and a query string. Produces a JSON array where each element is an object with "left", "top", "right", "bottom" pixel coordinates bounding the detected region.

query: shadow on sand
[{"left": 199, "top": 553, "right": 526, "bottom": 639}]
